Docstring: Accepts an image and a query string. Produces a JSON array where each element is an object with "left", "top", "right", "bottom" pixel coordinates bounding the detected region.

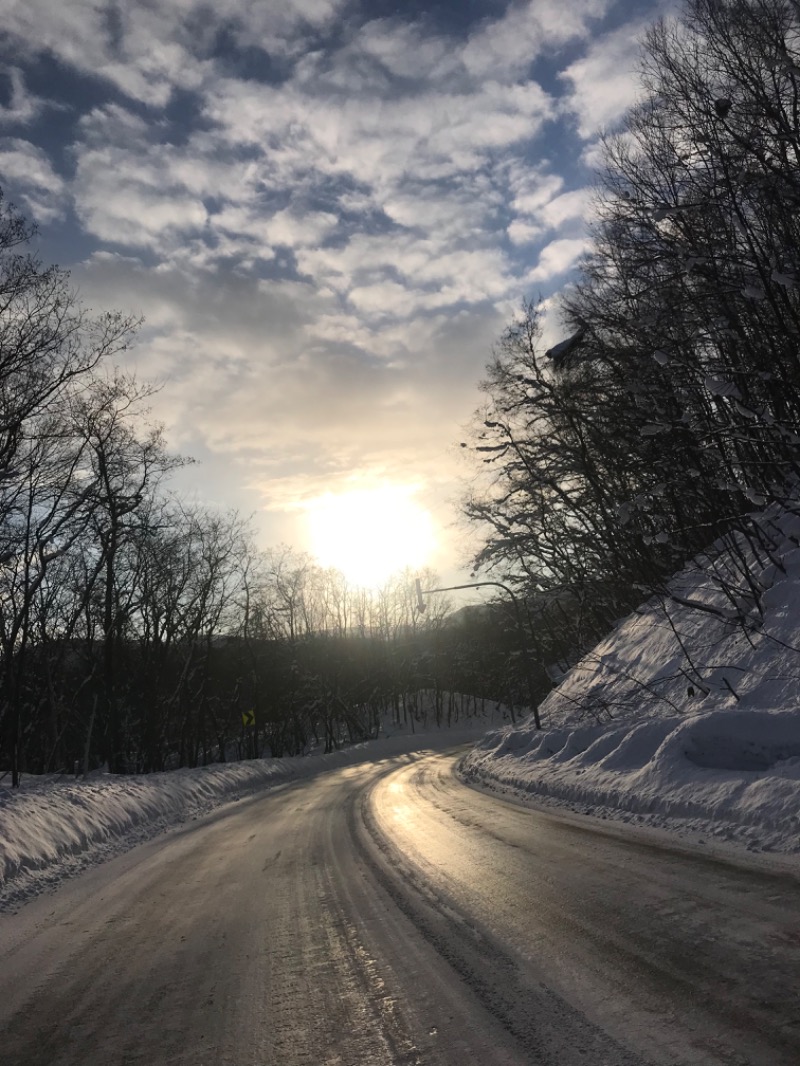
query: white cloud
[
  {"left": 382, "top": 186, "right": 492, "bottom": 240},
  {"left": 296, "top": 230, "right": 514, "bottom": 314},
  {"left": 508, "top": 218, "right": 543, "bottom": 245},
  {"left": 506, "top": 162, "right": 563, "bottom": 212},
  {"left": 304, "top": 310, "right": 376, "bottom": 350},
  {"left": 507, "top": 172, "right": 593, "bottom": 246},
  {"left": 223, "top": 0, "right": 348, "bottom": 57},
  {"left": 347, "top": 280, "right": 432, "bottom": 319},
  {"left": 204, "top": 75, "right": 554, "bottom": 191},
  {"left": 0, "top": 0, "right": 347, "bottom": 107},
  {"left": 211, "top": 204, "right": 338, "bottom": 256},
  {"left": 68, "top": 239, "right": 507, "bottom": 581},
  {"left": 338, "top": 17, "right": 458, "bottom": 84},
  {"left": 461, "top": 0, "right": 610, "bottom": 78},
  {"left": 1, "top": 2, "right": 204, "bottom": 108},
  {"left": 560, "top": 18, "right": 649, "bottom": 138},
  {"left": 0, "top": 138, "right": 67, "bottom": 223},
  {"left": 1, "top": 1, "right": 112, "bottom": 74},
  {"left": 0, "top": 67, "right": 47, "bottom": 126},
  {"left": 538, "top": 187, "right": 594, "bottom": 228},
  {"left": 264, "top": 209, "right": 339, "bottom": 248},
  {"left": 74, "top": 252, "right": 501, "bottom": 477},
  {"left": 71, "top": 106, "right": 278, "bottom": 256},
  {"left": 526, "top": 237, "right": 592, "bottom": 282},
  {"left": 6, "top": 2, "right": 572, "bottom": 309},
  {"left": 73, "top": 146, "right": 208, "bottom": 250}
]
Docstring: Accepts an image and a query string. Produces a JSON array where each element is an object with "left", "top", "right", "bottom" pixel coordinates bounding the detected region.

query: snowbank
[
  {"left": 461, "top": 709, "right": 800, "bottom": 853},
  {"left": 0, "top": 721, "right": 493, "bottom": 913},
  {"left": 460, "top": 507, "right": 800, "bottom": 857}
]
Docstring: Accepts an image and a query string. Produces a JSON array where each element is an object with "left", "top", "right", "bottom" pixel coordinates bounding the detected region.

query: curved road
[{"left": 1, "top": 748, "right": 798, "bottom": 1065}]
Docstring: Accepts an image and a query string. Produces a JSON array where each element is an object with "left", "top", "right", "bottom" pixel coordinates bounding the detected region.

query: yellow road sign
[{"left": 242, "top": 710, "right": 255, "bottom": 727}]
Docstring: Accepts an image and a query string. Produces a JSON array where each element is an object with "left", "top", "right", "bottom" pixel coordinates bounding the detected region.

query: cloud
[
  {"left": 510, "top": 170, "right": 564, "bottom": 216},
  {"left": 0, "top": 67, "right": 48, "bottom": 126},
  {"left": 507, "top": 218, "right": 543, "bottom": 245},
  {"left": 526, "top": 237, "right": 592, "bottom": 282},
  {"left": 73, "top": 156, "right": 208, "bottom": 251},
  {"left": 333, "top": 17, "right": 459, "bottom": 85},
  {"left": 560, "top": 18, "right": 650, "bottom": 138},
  {"left": 212, "top": 204, "right": 338, "bottom": 258},
  {"left": 0, "top": 137, "right": 67, "bottom": 223},
  {"left": 221, "top": 0, "right": 349, "bottom": 58},
  {"left": 2, "top": 2, "right": 202, "bottom": 108},
  {"left": 461, "top": 0, "right": 610, "bottom": 78},
  {"left": 10, "top": 2, "right": 571, "bottom": 308},
  {"left": 203, "top": 74, "right": 554, "bottom": 190},
  {"left": 347, "top": 280, "right": 433, "bottom": 320},
  {"left": 60, "top": 13, "right": 558, "bottom": 301},
  {"left": 1, "top": 1, "right": 112, "bottom": 77},
  {"left": 296, "top": 230, "right": 515, "bottom": 317},
  {"left": 505, "top": 156, "right": 595, "bottom": 245},
  {"left": 0, "top": 0, "right": 347, "bottom": 107},
  {"left": 73, "top": 251, "right": 502, "bottom": 485},
  {"left": 508, "top": 184, "right": 594, "bottom": 244},
  {"left": 263, "top": 209, "right": 339, "bottom": 249},
  {"left": 538, "top": 187, "right": 594, "bottom": 228},
  {"left": 381, "top": 184, "right": 491, "bottom": 240}
]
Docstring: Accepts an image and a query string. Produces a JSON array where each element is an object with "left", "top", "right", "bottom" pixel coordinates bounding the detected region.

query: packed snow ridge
[
  {"left": 0, "top": 719, "right": 496, "bottom": 913},
  {"left": 460, "top": 507, "right": 800, "bottom": 857}
]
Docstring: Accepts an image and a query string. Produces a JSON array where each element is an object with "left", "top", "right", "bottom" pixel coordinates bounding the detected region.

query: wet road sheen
[{"left": 1, "top": 748, "right": 798, "bottom": 1065}]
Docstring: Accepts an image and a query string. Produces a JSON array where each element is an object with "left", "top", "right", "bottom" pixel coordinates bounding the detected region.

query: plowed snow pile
[
  {"left": 460, "top": 509, "right": 800, "bottom": 854},
  {"left": 0, "top": 718, "right": 496, "bottom": 912}
]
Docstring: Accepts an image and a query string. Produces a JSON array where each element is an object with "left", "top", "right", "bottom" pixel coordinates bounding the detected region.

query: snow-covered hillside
[{"left": 460, "top": 509, "right": 800, "bottom": 856}]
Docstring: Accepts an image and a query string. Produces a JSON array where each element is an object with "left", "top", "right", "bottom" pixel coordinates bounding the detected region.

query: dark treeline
[{"left": 465, "top": 0, "right": 800, "bottom": 671}]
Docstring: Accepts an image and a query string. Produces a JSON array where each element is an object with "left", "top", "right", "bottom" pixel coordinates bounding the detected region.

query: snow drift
[
  {"left": 0, "top": 721, "right": 494, "bottom": 912},
  {"left": 460, "top": 506, "right": 800, "bottom": 855},
  {"left": 461, "top": 709, "right": 800, "bottom": 852}
]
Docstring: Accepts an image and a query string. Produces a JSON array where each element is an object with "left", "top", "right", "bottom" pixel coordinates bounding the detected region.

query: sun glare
[{"left": 306, "top": 486, "right": 436, "bottom": 588}]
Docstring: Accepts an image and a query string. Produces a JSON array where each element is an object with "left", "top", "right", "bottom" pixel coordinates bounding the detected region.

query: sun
[{"left": 306, "top": 485, "right": 436, "bottom": 588}]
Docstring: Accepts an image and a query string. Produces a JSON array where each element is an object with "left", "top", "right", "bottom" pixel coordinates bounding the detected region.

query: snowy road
[{"left": 1, "top": 749, "right": 798, "bottom": 1065}]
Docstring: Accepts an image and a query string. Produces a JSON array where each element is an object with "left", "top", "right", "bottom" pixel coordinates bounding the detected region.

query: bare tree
[{"left": 0, "top": 194, "right": 137, "bottom": 783}]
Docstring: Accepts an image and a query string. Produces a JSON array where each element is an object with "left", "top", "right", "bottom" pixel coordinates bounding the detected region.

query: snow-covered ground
[
  {"left": 460, "top": 509, "right": 800, "bottom": 859},
  {"left": 0, "top": 715, "right": 497, "bottom": 914}
]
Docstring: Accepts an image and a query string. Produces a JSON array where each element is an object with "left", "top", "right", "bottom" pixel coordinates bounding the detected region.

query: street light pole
[{"left": 415, "top": 578, "right": 542, "bottom": 730}]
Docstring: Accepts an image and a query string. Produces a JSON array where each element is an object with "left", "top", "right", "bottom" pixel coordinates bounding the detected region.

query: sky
[{"left": 0, "top": 0, "right": 669, "bottom": 589}]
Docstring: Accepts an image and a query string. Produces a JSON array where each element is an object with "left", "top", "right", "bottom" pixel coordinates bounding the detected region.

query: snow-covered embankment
[
  {"left": 460, "top": 709, "right": 800, "bottom": 853},
  {"left": 0, "top": 722, "right": 491, "bottom": 912},
  {"left": 460, "top": 508, "right": 800, "bottom": 856}
]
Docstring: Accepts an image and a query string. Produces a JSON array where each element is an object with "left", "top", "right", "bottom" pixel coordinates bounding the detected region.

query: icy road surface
[{"left": 1, "top": 749, "right": 798, "bottom": 1066}]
